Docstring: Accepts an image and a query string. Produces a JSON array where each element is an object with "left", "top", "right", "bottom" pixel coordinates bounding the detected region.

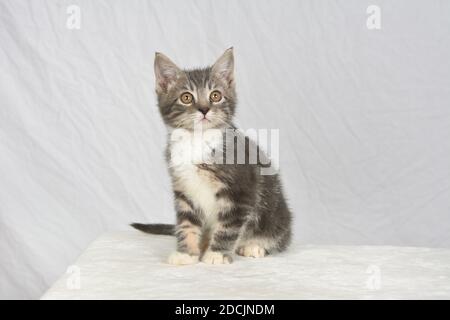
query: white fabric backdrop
[{"left": 1, "top": 0, "right": 449, "bottom": 299}]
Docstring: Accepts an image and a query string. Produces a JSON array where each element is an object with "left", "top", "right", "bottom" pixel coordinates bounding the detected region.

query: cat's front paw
[
  {"left": 237, "top": 245, "right": 266, "bottom": 258},
  {"left": 201, "top": 251, "right": 233, "bottom": 265},
  {"left": 168, "top": 251, "right": 199, "bottom": 265}
]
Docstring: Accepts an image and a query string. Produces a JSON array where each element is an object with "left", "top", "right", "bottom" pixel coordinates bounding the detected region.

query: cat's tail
[{"left": 130, "top": 223, "right": 175, "bottom": 235}]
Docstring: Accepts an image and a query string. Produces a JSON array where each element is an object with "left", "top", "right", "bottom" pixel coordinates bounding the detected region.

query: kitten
[{"left": 132, "top": 48, "right": 292, "bottom": 265}]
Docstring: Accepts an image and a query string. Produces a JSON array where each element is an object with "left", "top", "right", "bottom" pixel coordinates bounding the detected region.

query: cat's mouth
[
  {"left": 198, "top": 114, "right": 211, "bottom": 123},
  {"left": 193, "top": 113, "right": 219, "bottom": 129},
  {"left": 195, "top": 116, "right": 215, "bottom": 130}
]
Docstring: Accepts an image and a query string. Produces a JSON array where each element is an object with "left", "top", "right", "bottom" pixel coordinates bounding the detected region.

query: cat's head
[{"left": 154, "top": 48, "right": 236, "bottom": 130}]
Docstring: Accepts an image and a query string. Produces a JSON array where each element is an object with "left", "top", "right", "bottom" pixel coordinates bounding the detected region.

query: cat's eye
[
  {"left": 180, "top": 92, "right": 193, "bottom": 105},
  {"left": 210, "top": 90, "right": 222, "bottom": 103}
]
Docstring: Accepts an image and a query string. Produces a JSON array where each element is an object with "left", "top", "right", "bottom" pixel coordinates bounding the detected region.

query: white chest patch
[{"left": 168, "top": 129, "right": 225, "bottom": 218}]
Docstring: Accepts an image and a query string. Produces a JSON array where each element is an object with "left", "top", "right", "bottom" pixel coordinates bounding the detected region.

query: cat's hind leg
[
  {"left": 236, "top": 238, "right": 277, "bottom": 258},
  {"left": 237, "top": 244, "right": 266, "bottom": 258}
]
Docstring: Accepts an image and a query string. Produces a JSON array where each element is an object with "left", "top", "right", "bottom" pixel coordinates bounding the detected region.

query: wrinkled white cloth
[{"left": 42, "top": 231, "right": 450, "bottom": 299}]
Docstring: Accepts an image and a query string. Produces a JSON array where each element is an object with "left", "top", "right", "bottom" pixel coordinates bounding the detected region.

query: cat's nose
[{"left": 198, "top": 107, "right": 210, "bottom": 115}]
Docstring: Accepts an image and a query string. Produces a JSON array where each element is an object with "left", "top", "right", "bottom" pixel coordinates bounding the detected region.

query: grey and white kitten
[{"left": 132, "top": 48, "right": 291, "bottom": 265}]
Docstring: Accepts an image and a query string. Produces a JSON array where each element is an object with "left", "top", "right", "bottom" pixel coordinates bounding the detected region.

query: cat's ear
[
  {"left": 211, "top": 47, "right": 234, "bottom": 87},
  {"left": 154, "top": 52, "right": 181, "bottom": 94}
]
